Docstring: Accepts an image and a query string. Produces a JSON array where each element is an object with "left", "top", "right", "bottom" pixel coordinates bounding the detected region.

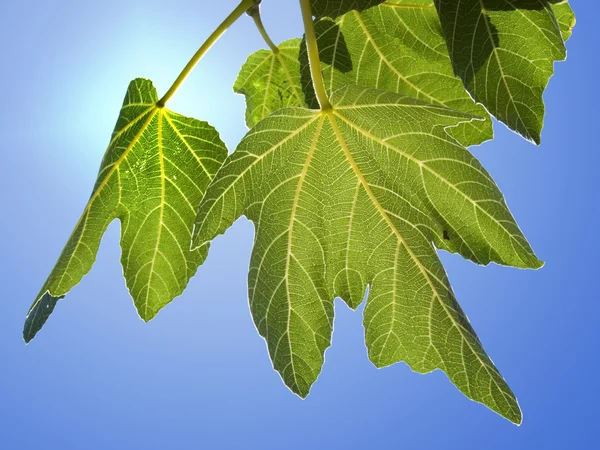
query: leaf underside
[
  {"left": 241, "top": 0, "right": 573, "bottom": 146},
  {"left": 310, "top": 0, "right": 388, "bottom": 19},
  {"left": 24, "top": 78, "right": 227, "bottom": 342},
  {"left": 551, "top": 0, "right": 576, "bottom": 41},
  {"left": 194, "top": 85, "right": 543, "bottom": 423},
  {"left": 434, "top": 0, "right": 572, "bottom": 144},
  {"left": 234, "top": 39, "right": 308, "bottom": 129},
  {"left": 304, "top": 1, "right": 494, "bottom": 147}
]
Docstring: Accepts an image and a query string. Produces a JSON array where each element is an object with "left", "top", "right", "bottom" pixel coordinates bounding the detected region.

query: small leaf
[
  {"left": 305, "top": 1, "right": 494, "bottom": 147},
  {"left": 434, "top": 0, "right": 572, "bottom": 144},
  {"left": 234, "top": 39, "right": 308, "bottom": 128},
  {"left": 24, "top": 78, "right": 227, "bottom": 342},
  {"left": 193, "top": 85, "right": 541, "bottom": 423}
]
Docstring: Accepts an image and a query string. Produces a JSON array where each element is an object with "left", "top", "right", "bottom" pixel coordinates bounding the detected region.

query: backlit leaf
[
  {"left": 24, "top": 78, "right": 227, "bottom": 342},
  {"left": 306, "top": 1, "right": 494, "bottom": 147},
  {"left": 434, "top": 0, "right": 572, "bottom": 144},
  {"left": 551, "top": 0, "right": 576, "bottom": 41},
  {"left": 310, "top": 0, "right": 387, "bottom": 18},
  {"left": 235, "top": 39, "right": 307, "bottom": 129},
  {"left": 238, "top": 1, "right": 494, "bottom": 148},
  {"left": 193, "top": 85, "right": 542, "bottom": 423}
]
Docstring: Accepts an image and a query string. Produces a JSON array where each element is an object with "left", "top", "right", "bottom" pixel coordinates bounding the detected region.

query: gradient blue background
[{"left": 1, "top": 1, "right": 597, "bottom": 448}]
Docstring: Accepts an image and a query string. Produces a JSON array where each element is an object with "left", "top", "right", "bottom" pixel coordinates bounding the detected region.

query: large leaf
[
  {"left": 193, "top": 85, "right": 542, "bottom": 423},
  {"left": 310, "top": 0, "right": 386, "bottom": 18},
  {"left": 434, "top": 0, "right": 573, "bottom": 144},
  {"left": 234, "top": 39, "right": 307, "bottom": 129},
  {"left": 24, "top": 78, "right": 227, "bottom": 342},
  {"left": 306, "top": 0, "right": 494, "bottom": 147}
]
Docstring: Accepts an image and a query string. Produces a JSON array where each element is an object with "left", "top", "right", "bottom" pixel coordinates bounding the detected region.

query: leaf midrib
[
  {"left": 476, "top": 0, "right": 525, "bottom": 135},
  {"left": 283, "top": 115, "right": 326, "bottom": 392},
  {"left": 143, "top": 109, "right": 167, "bottom": 319}
]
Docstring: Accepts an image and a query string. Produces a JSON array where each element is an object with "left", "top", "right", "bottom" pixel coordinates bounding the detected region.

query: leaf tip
[
  {"left": 135, "top": 306, "right": 159, "bottom": 324},
  {"left": 520, "top": 252, "right": 544, "bottom": 271},
  {"left": 519, "top": 127, "right": 542, "bottom": 146},
  {"left": 284, "top": 374, "right": 314, "bottom": 400},
  {"left": 514, "top": 415, "right": 524, "bottom": 427},
  {"left": 292, "top": 384, "right": 312, "bottom": 400},
  {"left": 23, "top": 332, "right": 34, "bottom": 345},
  {"left": 506, "top": 404, "right": 523, "bottom": 426},
  {"left": 512, "top": 255, "right": 544, "bottom": 271},
  {"left": 532, "top": 258, "right": 545, "bottom": 270},
  {"left": 23, "top": 292, "right": 62, "bottom": 344}
]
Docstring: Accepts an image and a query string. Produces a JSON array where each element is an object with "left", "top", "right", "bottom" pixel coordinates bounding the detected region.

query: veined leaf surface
[
  {"left": 24, "top": 78, "right": 227, "bottom": 342},
  {"left": 434, "top": 0, "right": 573, "bottom": 144},
  {"left": 193, "top": 85, "right": 542, "bottom": 423},
  {"left": 306, "top": 0, "right": 494, "bottom": 147},
  {"left": 237, "top": 1, "right": 494, "bottom": 147},
  {"left": 235, "top": 39, "right": 307, "bottom": 129},
  {"left": 551, "top": 0, "right": 576, "bottom": 40},
  {"left": 310, "top": 0, "right": 387, "bottom": 18}
]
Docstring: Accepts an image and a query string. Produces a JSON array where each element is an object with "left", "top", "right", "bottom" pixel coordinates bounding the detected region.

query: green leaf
[
  {"left": 234, "top": 39, "right": 308, "bottom": 129},
  {"left": 306, "top": 1, "right": 494, "bottom": 147},
  {"left": 434, "top": 0, "right": 571, "bottom": 144},
  {"left": 237, "top": 1, "right": 493, "bottom": 148},
  {"left": 550, "top": 1, "right": 576, "bottom": 41},
  {"left": 24, "top": 78, "right": 227, "bottom": 342},
  {"left": 310, "top": 0, "right": 387, "bottom": 18},
  {"left": 193, "top": 85, "right": 542, "bottom": 423}
]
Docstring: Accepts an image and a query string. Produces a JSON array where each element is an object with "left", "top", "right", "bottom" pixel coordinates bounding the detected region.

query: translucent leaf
[
  {"left": 24, "top": 79, "right": 227, "bottom": 342},
  {"left": 234, "top": 39, "right": 308, "bottom": 129},
  {"left": 550, "top": 0, "right": 576, "bottom": 41},
  {"left": 310, "top": 0, "right": 387, "bottom": 18},
  {"left": 434, "top": 0, "right": 573, "bottom": 144},
  {"left": 193, "top": 85, "right": 542, "bottom": 423},
  {"left": 305, "top": 1, "right": 494, "bottom": 147}
]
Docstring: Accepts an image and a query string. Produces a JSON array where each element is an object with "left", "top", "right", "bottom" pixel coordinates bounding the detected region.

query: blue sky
[{"left": 0, "top": 1, "right": 597, "bottom": 449}]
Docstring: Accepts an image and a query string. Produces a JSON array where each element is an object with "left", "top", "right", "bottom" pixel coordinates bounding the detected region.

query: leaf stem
[
  {"left": 299, "top": 0, "right": 332, "bottom": 111},
  {"left": 248, "top": 4, "right": 279, "bottom": 54},
  {"left": 157, "top": 0, "right": 256, "bottom": 108}
]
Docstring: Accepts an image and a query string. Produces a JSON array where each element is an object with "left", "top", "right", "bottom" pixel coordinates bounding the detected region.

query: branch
[{"left": 158, "top": 0, "right": 256, "bottom": 107}]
